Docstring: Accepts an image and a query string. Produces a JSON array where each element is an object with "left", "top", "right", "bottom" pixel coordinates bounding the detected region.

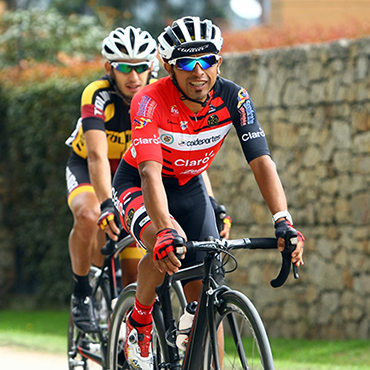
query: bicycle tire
[
  {"left": 107, "top": 281, "right": 187, "bottom": 370},
  {"left": 202, "top": 290, "right": 274, "bottom": 370},
  {"left": 67, "top": 267, "right": 111, "bottom": 370}
]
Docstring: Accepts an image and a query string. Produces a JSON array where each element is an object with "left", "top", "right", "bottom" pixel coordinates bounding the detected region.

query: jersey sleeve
[
  {"left": 80, "top": 80, "right": 109, "bottom": 132},
  {"left": 130, "top": 92, "right": 163, "bottom": 165},
  {"left": 230, "top": 86, "right": 271, "bottom": 162}
]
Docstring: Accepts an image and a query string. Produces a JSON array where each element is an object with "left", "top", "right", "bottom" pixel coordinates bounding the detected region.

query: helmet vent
[{"left": 117, "top": 44, "right": 128, "bottom": 54}]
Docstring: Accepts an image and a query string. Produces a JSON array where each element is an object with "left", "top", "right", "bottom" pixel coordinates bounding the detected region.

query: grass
[
  {"left": 0, "top": 310, "right": 69, "bottom": 355},
  {"left": 0, "top": 310, "right": 369, "bottom": 369}
]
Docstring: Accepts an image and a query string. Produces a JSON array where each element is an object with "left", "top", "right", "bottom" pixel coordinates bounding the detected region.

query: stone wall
[{"left": 207, "top": 36, "right": 370, "bottom": 339}]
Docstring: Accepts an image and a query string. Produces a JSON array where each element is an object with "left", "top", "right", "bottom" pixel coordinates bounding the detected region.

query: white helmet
[
  {"left": 158, "top": 16, "right": 223, "bottom": 61},
  {"left": 102, "top": 26, "right": 157, "bottom": 61}
]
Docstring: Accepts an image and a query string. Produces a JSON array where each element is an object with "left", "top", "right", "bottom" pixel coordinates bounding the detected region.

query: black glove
[
  {"left": 275, "top": 219, "right": 305, "bottom": 250},
  {"left": 98, "top": 198, "right": 116, "bottom": 231},
  {"left": 209, "top": 196, "right": 232, "bottom": 233}
]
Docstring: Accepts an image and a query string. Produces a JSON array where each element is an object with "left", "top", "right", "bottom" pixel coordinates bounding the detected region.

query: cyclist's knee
[{"left": 73, "top": 204, "right": 100, "bottom": 230}]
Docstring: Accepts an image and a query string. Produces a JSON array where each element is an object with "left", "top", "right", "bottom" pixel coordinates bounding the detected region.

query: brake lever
[{"left": 270, "top": 229, "right": 299, "bottom": 288}]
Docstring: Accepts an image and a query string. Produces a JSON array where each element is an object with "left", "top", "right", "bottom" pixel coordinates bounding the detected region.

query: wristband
[{"left": 272, "top": 210, "right": 293, "bottom": 225}]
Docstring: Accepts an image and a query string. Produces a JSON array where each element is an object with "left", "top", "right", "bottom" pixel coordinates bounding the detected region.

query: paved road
[{"left": 0, "top": 346, "right": 67, "bottom": 370}]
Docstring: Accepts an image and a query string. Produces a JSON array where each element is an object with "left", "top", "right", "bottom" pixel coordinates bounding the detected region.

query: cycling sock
[
  {"left": 129, "top": 297, "right": 154, "bottom": 327},
  {"left": 73, "top": 273, "right": 92, "bottom": 297}
]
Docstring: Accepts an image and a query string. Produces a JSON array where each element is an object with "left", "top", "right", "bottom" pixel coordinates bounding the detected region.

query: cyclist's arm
[
  {"left": 85, "top": 129, "right": 120, "bottom": 237},
  {"left": 249, "top": 155, "right": 303, "bottom": 264},
  {"left": 201, "top": 171, "right": 231, "bottom": 239},
  {"left": 138, "top": 160, "right": 173, "bottom": 233},
  {"left": 201, "top": 171, "right": 214, "bottom": 197},
  {"left": 138, "top": 160, "right": 183, "bottom": 273}
]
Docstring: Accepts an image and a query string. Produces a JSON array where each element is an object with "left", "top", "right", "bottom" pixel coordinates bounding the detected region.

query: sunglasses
[
  {"left": 169, "top": 54, "right": 220, "bottom": 71},
  {"left": 110, "top": 61, "right": 152, "bottom": 74}
]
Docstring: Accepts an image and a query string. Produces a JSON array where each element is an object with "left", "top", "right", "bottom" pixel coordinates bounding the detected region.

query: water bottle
[{"left": 176, "top": 301, "right": 198, "bottom": 350}]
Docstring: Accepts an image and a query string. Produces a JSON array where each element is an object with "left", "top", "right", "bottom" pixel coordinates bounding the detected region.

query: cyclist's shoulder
[
  {"left": 215, "top": 76, "right": 245, "bottom": 96},
  {"left": 132, "top": 76, "right": 173, "bottom": 104},
  {"left": 82, "top": 75, "right": 112, "bottom": 100},
  {"left": 215, "top": 77, "right": 253, "bottom": 109}
]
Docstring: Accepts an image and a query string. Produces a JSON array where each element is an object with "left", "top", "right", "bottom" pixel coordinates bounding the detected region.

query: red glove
[
  {"left": 154, "top": 228, "right": 185, "bottom": 261},
  {"left": 275, "top": 219, "right": 305, "bottom": 247}
]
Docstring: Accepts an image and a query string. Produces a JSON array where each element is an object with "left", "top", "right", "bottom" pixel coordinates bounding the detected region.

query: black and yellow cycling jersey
[{"left": 66, "top": 75, "right": 131, "bottom": 174}]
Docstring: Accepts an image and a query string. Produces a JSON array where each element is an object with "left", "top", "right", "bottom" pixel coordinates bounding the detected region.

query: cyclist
[
  {"left": 65, "top": 26, "right": 158, "bottom": 333},
  {"left": 65, "top": 25, "right": 231, "bottom": 334},
  {"left": 107, "top": 16, "right": 306, "bottom": 370}
]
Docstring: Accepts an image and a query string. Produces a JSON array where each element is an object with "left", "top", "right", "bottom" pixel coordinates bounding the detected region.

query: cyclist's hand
[
  {"left": 275, "top": 219, "right": 305, "bottom": 267},
  {"left": 219, "top": 215, "right": 232, "bottom": 239},
  {"left": 209, "top": 196, "right": 232, "bottom": 239},
  {"left": 98, "top": 198, "right": 120, "bottom": 241},
  {"left": 153, "top": 228, "right": 186, "bottom": 275}
]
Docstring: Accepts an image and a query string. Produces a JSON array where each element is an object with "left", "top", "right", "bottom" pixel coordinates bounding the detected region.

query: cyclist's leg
[
  {"left": 66, "top": 152, "right": 103, "bottom": 332},
  {"left": 119, "top": 239, "right": 146, "bottom": 287},
  {"left": 167, "top": 174, "right": 222, "bottom": 300}
]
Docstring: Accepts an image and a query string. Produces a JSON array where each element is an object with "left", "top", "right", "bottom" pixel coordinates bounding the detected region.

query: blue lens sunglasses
[
  {"left": 110, "top": 61, "right": 152, "bottom": 74},
  {"left": 169, "top": 54, "right": 220, "bottom": 71}
]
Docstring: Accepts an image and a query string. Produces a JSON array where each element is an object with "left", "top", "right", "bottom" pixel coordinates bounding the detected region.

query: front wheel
[{"left": 203, "top": 290, "right": 274, "bottom": 370}]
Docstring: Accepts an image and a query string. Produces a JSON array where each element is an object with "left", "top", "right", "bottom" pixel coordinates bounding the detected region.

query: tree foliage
[
  {"left": 0, "top": 8, "right": 108, "bottom": 67},
  {"left": 0, "top": 68, "right": 103, "bottom": 306}
]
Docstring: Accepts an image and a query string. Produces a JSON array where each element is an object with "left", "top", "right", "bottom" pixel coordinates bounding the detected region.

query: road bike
[
  {"left": 108, "top": 231, "right": 299, "bottom": 370},
  {"left": 67, "top": 234, "right": 187, "bottom": 370}
]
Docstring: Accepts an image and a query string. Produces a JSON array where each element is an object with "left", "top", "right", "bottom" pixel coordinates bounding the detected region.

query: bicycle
[
  {"left": 67, "top": 234, "right": 187, "bottom": 370},
  {"left": 108, "top": 231, "right": 299, "bottom": 370}
]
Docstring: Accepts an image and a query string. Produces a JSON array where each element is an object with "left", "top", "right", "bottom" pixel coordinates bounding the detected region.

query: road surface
[{"left": 0, "top": 346, "right": 67, "bottom": 370}]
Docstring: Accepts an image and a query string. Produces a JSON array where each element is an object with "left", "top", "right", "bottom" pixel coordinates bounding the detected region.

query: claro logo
[
  {"left": 174, "top": 151, "right": 215, "bottom": 167},
  {"left": 241, "top": 127, "right": 265, "bottom": 142},
  {"left": 133, "top": 135, "right": 161, "bottom": 146}
]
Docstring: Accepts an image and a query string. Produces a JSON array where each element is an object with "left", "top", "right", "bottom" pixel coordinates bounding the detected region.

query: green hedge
[{"left": 0, "top": 70, "right": 102, "bottom": 307}]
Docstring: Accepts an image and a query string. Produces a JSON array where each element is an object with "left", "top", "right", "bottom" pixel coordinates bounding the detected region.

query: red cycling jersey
[{"left": 123, "top": 76, "right": 270, "bottom": 186}]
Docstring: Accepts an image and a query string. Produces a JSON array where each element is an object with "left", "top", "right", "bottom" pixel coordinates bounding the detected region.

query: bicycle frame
[
  {"left": 153, "top": 235, "right": 293, "bottom": 370},
  {"left": 154, "top": 252, "right": 223, "bottom": 370}
]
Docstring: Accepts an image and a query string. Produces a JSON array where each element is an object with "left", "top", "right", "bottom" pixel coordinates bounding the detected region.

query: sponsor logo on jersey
[
  {"left": 133, "top": 117, "right": 152, "bottom": 129},
  {"left": 137, "top": 95, "right": 157, "bottom": 118},
  {"left": 133, "top": 135, "right": 161, "bottom": 146},
  {"left": 66, "top": 167, "right": 78, "bottom": 193},
  {"left": 239, "top": 105, "right": 247, "bottom": 126},
  {"left": 158, "top": 124, "right": 231, "bottom": 152},
  {"left": 237, "top": 88, "right": 249, "bottom": 109},
  {"left": 94, "top": 91, "right": 110, "bottom": 115},
  {"left": 139, "top": 215, "right": 150, "bottom": 227},
  {"left": 207, "top": 104, "right": 216, "bottom": 114},
  {"left": 126, "top": 208, "right": 135, "bottom": 229},
  {"left": 207, "top": 114, "right": 219, "bottom": 127},
  {"left": 161, "top": 134, "right": 174, "bottom": 145},
  {"left": 243, "top": 99, "right": 255, "bottom": 125},
  {"left": 241, "top": 127, "right": 266, "bottom": 141},
  {"left": 177, "top": 135, "right": 221, "bottom": 147},
  {"left": 131, "top": 144, "right": 137, "bottom": 158},
  {"left": 171, "top": 105, "right": 179, "bottom": 115},
  {"left": 180, "top": 164, "right": 208, "bottom": 175},
  {"left": 112, "top": 187, "right": 124, "bottom": 217},
  {"left": 174, "top": 150, "right": 215, "bottom": 167}
]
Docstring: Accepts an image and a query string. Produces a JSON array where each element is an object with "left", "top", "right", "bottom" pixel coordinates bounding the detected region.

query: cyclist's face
[
  {"left": 165, "top": 53, "right": 222, "bottom": 112},
  {"left": 105, "top": 60, "right": 153, "bottom": 100}
]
